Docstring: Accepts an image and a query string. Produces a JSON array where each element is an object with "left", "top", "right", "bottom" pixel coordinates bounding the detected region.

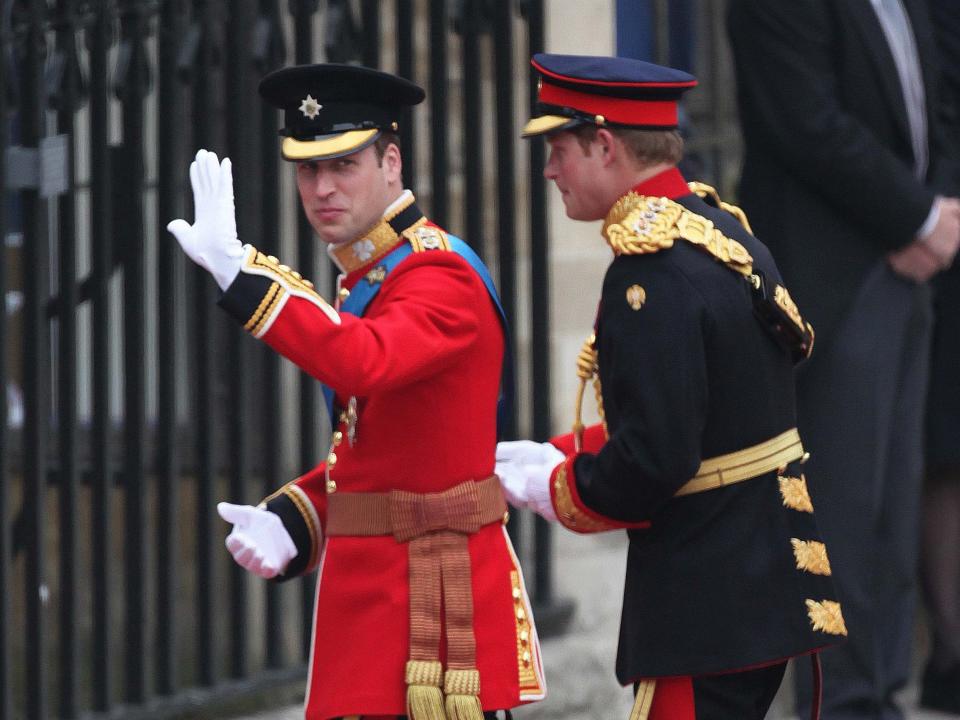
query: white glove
[
  {"left": 495, "top": 440, "right": 566, "bottom": 522},
  {"left": 217, "top": 502, "right": 297, "bottom": 579},
  {"left": 167, "top": 149, "right": 245, "bottom": 290}
]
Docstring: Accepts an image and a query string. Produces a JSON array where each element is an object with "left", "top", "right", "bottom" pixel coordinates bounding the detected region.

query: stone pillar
[{"left": 545, "top": 2, "right": 616, "bottom": 436}]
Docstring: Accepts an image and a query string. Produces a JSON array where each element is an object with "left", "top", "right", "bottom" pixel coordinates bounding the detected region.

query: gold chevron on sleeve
[{"left": 552, "top": 463, "right": 619, "bottom": 534}]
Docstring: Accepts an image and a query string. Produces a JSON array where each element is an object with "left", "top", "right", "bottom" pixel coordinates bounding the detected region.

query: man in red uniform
[
  {"left": 167, "top": 63, "right": 544, "bottom": 720},
  {"left": 497, "top": 54, "right": 845, "bottom": 720}
]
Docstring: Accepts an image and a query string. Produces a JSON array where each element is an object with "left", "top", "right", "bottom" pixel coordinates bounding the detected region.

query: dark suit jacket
[
  {"left": 926, "top": 0, "right": 960, "bottom": 470},
  {"left": 727, "top": 0, "right": 960, "bottom": 346}
]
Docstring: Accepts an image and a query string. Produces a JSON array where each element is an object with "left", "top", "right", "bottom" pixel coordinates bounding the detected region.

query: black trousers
[{"left": 794, "top": 263, "right": 933, "bottom": 720}]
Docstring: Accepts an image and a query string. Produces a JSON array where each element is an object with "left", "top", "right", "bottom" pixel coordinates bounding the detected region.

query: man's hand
[
  {"left": 918, "top": 196, "right": 960, "bottom": 268},
  {"left": 890, "top": 197, "right": 960, "bottom": 283},
  {"left": 888, "top": 242, "right": 942, "bottom": 283},
  {"left": 167, "top": 149, "right": 245, "bottom": 290},
  {"left": 217, "top": 502, "right": 297, "bottom": 579},
  {"left": 495, "top": 440, "right": 566, "bottom": 522}
]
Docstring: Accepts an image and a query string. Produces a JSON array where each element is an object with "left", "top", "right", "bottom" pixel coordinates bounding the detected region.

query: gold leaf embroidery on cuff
[
  {"left": 805, "top": 599, "right": 848, "bottom": 636},
  {"left": 552, "top": 462, "right": 616, "bottom": 533},
  {"left": 779, "top": 474, "right": 814, "bottom": 513},
  {"left": 791, "top": 538, "right": 832, "bottom": 576}
]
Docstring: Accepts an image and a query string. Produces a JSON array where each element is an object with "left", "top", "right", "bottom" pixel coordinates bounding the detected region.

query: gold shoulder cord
[
  {"left": 687, "top": 181, "right": 754, "bottom": 234},
  {"left": 572, "top": 333, "right": 607, "bottom": 452}
]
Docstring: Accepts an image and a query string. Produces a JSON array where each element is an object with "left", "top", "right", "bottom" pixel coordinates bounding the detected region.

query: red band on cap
[{"left": 540, "top": 82, "right": 679, "bottom": 127}]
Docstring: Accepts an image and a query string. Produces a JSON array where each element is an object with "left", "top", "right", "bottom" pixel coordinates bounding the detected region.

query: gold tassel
[
  {"left": 444, "top": 669, "right": 483, "bottom": 720},
  {"left": 406, "top": 660, "right": 446, "bottom": 720},
  {"left": 445, "top": 692, "right": 484, "bottom": 720}
]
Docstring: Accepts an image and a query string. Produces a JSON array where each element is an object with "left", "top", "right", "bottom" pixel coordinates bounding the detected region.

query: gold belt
[{"left": 674, "top": 428, "right": 804, "bottom": 497}]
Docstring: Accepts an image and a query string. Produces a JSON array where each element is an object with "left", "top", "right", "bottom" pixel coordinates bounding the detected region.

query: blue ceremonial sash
[{"left": 321, "top": 236, "right": 514, "bottom": 435}]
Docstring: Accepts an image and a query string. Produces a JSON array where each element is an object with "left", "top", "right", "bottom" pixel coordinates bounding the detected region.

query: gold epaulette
[
  {"left": 687, "top": 181, "right": 754, "bottom": 234},
  {"left": 403, "top": 224, "right": 452, "bottom": 252},
  {"left": 602, "top": 193, "right": 754, "bottom": 277}
]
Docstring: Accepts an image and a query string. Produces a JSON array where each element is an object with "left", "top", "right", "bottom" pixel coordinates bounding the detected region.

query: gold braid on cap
[{"left": 573, "top": 333, "right": 607, "bottom": 452}]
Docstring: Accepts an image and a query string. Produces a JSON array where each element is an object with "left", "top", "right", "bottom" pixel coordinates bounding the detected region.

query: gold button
[
  {"left": 512, "top": 587, "right": 521, "bottom": 600},
  {"left": 326, "top": 479, "right": 337, "bottom": 494},
  {"left": 522, "top": 651, "right": 531, "bottom": 665},
  {"left": 339, "top": 288, "right": 351, "bottom": 301},
  {"left": 801, "top": 452, "right": 811, "bottom": 464},
  {"left": 595, "top": 114, "right": 605, "bottom": 125},
  {"left": 327, "top": 452, "right": 338, "bottom": 466},
  {"left": 516, "top": 608, "right": 525, "bottom": 621},
  {"left": 520, "top": 629, "right": 529, "bottom": 644},
  {"left": 332, "top": 431, "right": 343, "bottom": 445}
]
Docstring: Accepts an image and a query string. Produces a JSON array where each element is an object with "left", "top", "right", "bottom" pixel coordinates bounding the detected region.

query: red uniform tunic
[{"left": 218, "top": 193, "right": 545, "bottom": 719}]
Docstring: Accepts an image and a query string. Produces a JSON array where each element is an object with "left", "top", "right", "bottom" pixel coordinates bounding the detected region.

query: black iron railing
[{"left": 0, "top": 1, "right": 570, "bottom": 718}]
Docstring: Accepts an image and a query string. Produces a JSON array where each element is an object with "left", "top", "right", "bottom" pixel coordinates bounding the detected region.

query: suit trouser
[{"left": 794, "top": 261, "right": 933, "bottom": 720}]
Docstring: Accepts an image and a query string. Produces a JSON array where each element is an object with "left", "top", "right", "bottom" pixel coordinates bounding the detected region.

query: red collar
[{"left": 630, "top": 167, "right": 689, "bottom": 200}]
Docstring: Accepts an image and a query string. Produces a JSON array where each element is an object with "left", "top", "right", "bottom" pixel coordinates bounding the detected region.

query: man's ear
[
  {"left": 595, "top": 128, "right": 618, "bottom": 167},
  {"left": 383, "top": 142, "right": 403, "bottom": 183}
]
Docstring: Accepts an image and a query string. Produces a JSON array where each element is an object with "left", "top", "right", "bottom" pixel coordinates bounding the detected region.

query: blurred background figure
[
  {"left": 919, "top": 0, "right": 960, "bottom": 714},
  {"left": 727, "top": 1, "right": 960, "bottom": 719}
]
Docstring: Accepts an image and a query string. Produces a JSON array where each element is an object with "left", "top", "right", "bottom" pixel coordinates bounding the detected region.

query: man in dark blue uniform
[{"left": 496, "top": 54, "right": 845, "bottom": 720}]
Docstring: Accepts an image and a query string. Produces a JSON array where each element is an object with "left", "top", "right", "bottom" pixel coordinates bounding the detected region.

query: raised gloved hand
[
  {"left": 495, "top": 440, "right": 566, "bottom": 522},
  {"left": 167, "top": 149, "right": 245, "bottom": 290},
  {"left": 217, "top": 502, "right": 297, "bottom": 579}
]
